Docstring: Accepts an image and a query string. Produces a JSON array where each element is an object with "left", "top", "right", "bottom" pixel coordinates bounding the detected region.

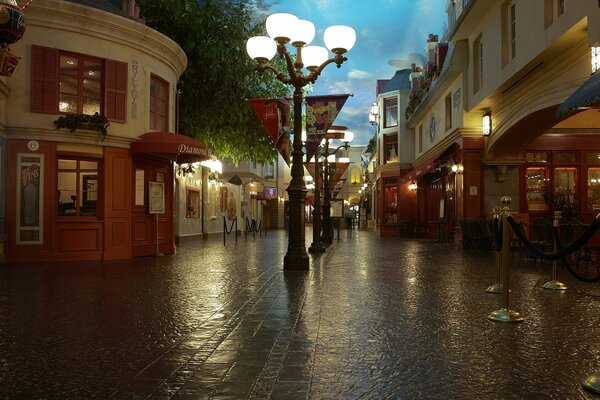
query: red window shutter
[
  {"left": 104, "top": 59, "right": 127, "bottom": 123},
  {"left": 30, "top": 45, "right": 59, "bottom": 114}
]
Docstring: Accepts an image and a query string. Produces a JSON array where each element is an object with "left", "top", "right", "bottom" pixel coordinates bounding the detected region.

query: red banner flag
[
  {"left": 328, "top": 162, "right": 350, "bottom": 189},
  {"left": 248, "top": 98, "right": 291, "bottom": 165}
]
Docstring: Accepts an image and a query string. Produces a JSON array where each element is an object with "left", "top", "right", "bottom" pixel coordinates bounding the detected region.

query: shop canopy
[
  {"left": 131, "top": 131, "right": 210, "bottom": 164},
  {"left": 556, "top": 71, "right": 600, "bottom": 118}
]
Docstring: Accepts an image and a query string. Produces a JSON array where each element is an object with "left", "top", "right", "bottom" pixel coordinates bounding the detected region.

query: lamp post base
[
  {"left": 485, "top": 283, "right": 503, "bottom": 294},
  {"left": 284, "top": 251, "right": 310, "bottom": 270},
  {"left": 488, "top": 308, "right": 524, "bottom": 322},
  {"left": 308, "top": 242, "right": 326, "bottom": 253},
  {"left": 583, "top": 373, "right": 600, "bottom": 394}
]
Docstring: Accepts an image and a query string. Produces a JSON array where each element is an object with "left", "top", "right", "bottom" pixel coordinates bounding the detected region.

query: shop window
[
  {"left": 588, "top": 168, "right": 600, "bottom": 211},
  {"left": 383, "top": 97, "right": 398, "bottom": 128},
  {"left": 384, "top": 134, "right": 398, "bottom": 163},
  {"left": 525, "top": 152, "right": 548, "bottom": 163},
  {"left": 31, "top": 45, "right": 127, "bottom": 122},
  {"left": 186, "top": 188, "right": 200, "bottom": 218},
  {"left": 383, "top": 178, "right": 397, "bottom": 225},
  {"left": 150, "top": 74, "right": 169, "bottom": 131},
  {"left": 586, "top": 152, "right": 600, "bottom": 165},
  {"left": 554, "top": 151, "right": 578, "bottom": 164},
  {"left": 526, "top": 167, "right": 549, "bottom": 211},
  {"left": 554, "top": 167, "right": 577, "bottom": 211},
  {"left": 58, "top": 158, "right": 99, "bottom": 217}
]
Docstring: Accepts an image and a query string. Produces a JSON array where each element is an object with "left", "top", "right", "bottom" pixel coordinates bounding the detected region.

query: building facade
[
  {"left": 376, "top": 0, "right": 600, "bottom": 242},
  {"left": 0, "top": 0, "right": 211, "bottom": 261}
]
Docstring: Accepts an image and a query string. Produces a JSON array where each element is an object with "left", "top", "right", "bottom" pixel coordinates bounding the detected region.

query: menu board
[{"left": 149, "top": 181, "right": 165, "bottom": 214}]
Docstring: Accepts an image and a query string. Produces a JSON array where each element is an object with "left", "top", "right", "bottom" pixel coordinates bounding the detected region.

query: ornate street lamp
[
  {"left": 246, "top": 13, "right": 355, "bottom": 270},
  {"left": 321, "top": 130, "right": 354, "bottom": 244}
]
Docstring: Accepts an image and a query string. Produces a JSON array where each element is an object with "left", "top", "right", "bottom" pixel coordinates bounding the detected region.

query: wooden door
[{"left": 132, "top": 156, "right": 173, "bottom": 257}]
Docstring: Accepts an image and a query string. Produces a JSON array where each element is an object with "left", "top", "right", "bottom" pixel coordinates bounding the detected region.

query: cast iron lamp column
[
  {"left": 308, "top": 150, "right": 326, "bottom": 253},
  {"left": 321, "top": 131, "right": 353, "bottom": 244},
  {"left": 246, "top": 13, "right": 355, "bottom": 269}
]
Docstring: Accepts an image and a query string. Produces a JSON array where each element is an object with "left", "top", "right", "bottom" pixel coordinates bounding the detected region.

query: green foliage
[
  {"left": 136, "top": 0, "right": 293, "bottom": 164},
  {"left": 53, "top": 113, "right": 109, "bottom": 137}
]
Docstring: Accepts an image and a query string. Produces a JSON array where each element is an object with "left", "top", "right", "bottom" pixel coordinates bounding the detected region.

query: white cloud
[{"left": 347, "top": 69, "right": 373, "bottom": 80}]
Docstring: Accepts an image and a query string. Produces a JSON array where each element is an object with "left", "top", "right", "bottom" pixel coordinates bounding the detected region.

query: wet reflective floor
[{"left": 2, "top": 229, "right": 600, "bottom": 399}]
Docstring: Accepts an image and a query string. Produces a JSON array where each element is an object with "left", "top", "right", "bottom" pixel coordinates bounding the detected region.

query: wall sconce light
[
  {"left": 482, "top": 111, "right": 491, "bottom": 136},
  {"left": 592, "top": 46, "right": 600, "bottom": 74},
  {"left": 451, "top": 163, "right": 464, "bottom": 174},
  {"left": 408, "top": 180, "right": 417, "bottom": 191}
]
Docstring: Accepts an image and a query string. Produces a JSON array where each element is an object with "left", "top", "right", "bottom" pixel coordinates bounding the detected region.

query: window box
[{"left": 53, "top": 113, "right": 109, "bottom": 137}]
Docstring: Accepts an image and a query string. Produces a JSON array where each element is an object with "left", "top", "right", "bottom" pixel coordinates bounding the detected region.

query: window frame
[
  {"left": 150, "top": 74, "right": 169, "bottom": 132},
  {"left": 383, "top": 133, "right": 398, "bottom": 164},
  {"left": 31, "top": 45, "right": 127, "bottom": 122},
  {"left": 58, "top": 51, "right": 103, "bottom": 116},
  {"left": 383, "top": 97, "right": 398, "bottom": 128},
  {"left": 57, "top": 156, "right": 100, "bottom": 219}
]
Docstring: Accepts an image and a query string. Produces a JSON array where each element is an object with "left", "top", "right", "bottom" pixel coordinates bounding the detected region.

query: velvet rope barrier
[
  {"left": 506, "top": 215, "right": 600, "bottom": 260},
  {"left": 553, "top": 225, "right": 600, "bottom": 283}
]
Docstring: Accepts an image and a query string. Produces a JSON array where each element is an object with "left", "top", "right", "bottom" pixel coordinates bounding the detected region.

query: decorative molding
[{"left": 131, "top": 59, "right": 138, "bottom": 120}]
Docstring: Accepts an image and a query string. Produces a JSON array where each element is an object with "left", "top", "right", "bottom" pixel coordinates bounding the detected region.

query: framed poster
[
  {"left": 149, "top": 181, "right": 165, "bottom": 214},
  {"left": 16, "top": 153, "right": 44, "bottom": 244}
]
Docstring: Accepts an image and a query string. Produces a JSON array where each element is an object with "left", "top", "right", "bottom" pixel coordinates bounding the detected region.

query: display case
[
  {"left": 554, "top": 167, "right": 577, "bottom": 211},
  {"left": 526, "top": 167, "right": 550, "bottom": 211}
]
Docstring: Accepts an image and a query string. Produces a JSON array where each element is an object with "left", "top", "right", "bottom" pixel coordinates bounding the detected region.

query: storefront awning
[
  {"left": 556, "top": 71, "right": 600, "bottom": 118},
  {"left": 130, "top": 131, "right": 210, "bottom": 164}
]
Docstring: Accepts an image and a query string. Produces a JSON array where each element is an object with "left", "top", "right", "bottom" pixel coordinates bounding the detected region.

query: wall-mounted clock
[{"left": 428, "top": 115, "right": 436, "bottom": 143}]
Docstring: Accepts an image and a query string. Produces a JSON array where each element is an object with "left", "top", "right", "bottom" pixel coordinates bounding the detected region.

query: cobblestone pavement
[{"left": 2, "top": 228, "right": 600, "bottom": 399}]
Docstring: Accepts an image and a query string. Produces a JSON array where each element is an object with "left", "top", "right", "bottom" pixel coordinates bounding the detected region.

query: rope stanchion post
[
  {"left": 486, "top": 206, "right": 503, "bottom": 294},
  {"left": 488, "top": 196, "right": 524, "bottom": 322},
  {"left": 542, "top": 211, "right": 567, "bottom": 290}
]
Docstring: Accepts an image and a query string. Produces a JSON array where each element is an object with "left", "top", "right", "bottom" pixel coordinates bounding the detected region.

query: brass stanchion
[
  {"left": 583, "top": 374, "right": 600, "bottom": 394},
  {"left": 486, "top": 206, "right": 503, "bottom": 294},
  {"left": 488, "top": 196, "right": 524, "bottom": 322},
  {"left": 542, "top": 210, "right": 567, "bottom": 290}
]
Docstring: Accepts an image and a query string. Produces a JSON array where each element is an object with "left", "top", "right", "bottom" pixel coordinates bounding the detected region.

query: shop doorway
[{"left": 132, "top": 156, "right": 173, "bottom": 257}]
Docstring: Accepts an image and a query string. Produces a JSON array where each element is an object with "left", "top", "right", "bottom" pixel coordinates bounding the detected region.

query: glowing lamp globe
[
  {"left": 246, "top": 36, "right": 277, "bottom": 62},
  {"left": 324, "top": 25, "right": 356, "bottom": 53},
  {"left": 266, "top": 13, "right": 298, "bottom": 42},
  {"left": 302, "top": 46, "right": 328, "bottom": 70},
  {"left": 290, "top": 19, "right": 315, "bottom": 46}
]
